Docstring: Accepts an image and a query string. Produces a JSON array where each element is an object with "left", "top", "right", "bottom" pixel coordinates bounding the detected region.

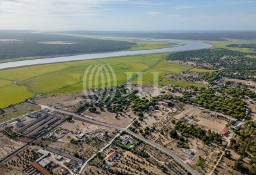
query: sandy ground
[
  {"left": 214, "top": 150, "right": 242, "bottom": 175},
  {"left": 173, "top": 105, "right": 196, "bottom": 120},
  {"left": 196, "top": 117, "right": 226, "bottom": 132},
  {"left": 248, "top": 102, "right": 256, "bottom": 120},
  {"left": 0, "top": 134, "right": 25, "bottom": 160},
  {"left": 60, "top": 120, "right": 109, "bottom": 134},
  {"left": 35, "top": 93, "right": 86, "bottom": 113},
  {"left": 173, "top": 105, "right": 227, "bottom": 132},
  {"left": 224, "top": 78, "right": 256, "bottom": 89},
  {"left": 0, "top": 165, "right": 24, "bottom": 175},
  {"left": 83, "top": 109, "right": 135, "bottom": 128}
]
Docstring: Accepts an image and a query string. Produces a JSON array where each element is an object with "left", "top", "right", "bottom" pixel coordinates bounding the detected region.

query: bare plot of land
[
  {"left": 83, "top": 109, "right": 136, "bottom": 128},
  {"left": 0, "top": 134, "right": 25, "bottom": 160},
  {"left": 248, "top": 103, "right": 256, "bottom": 120},
  {"left": 195, "top": 116, "right": 227, "bottom": 132},
  {"left": 173, "top": 105, "right": 197, "bottom": 120},
  {"left": 214, "top": 150, "right": 242, "bottom": 175},
  {"left": 49, "top": 120, "right": 116, "bottom": 161},
  {"left": 223, "top": 78, "right": 256, "bottom": 89},
  {"left": 35, "top": 93, "right": 86, "bottom": 113},
  {"left": 0, "top": 102, "right": 40, "bottom": 124}
]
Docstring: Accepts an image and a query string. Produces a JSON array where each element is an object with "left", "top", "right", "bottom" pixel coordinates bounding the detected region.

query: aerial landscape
[{"left": 0, "top": 0, "right": 256, "bottom": 175}]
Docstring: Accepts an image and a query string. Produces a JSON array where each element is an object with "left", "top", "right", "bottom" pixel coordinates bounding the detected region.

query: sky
[{"left": 0, "top": 0, "right": 255, "bottom": 31}]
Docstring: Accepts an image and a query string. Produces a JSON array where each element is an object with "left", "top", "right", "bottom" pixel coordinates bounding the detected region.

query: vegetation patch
[{"left": 0, "top": 53, "right": 202, "bottom": 108}]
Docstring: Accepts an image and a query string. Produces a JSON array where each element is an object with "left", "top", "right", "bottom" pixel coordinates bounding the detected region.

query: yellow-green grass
[
  {"left": 0, "top": 79, "right": 12, "bottom": 88},
  {"left": 207, "top": 39, "right": 256, "bottom": 53},
  {"left": 129, "top": 41, "right": 172, "bottom": 51},
  {"left": 0, "top": 85, "right": 34, "bottom": 108},
  {"left": 190, "top": 68, "right": 216, "bottom": 73},
  {"left": 0, "top": 53, "right": 206, "bottom": 108},
  {"left": 80, "top": 35, "right": 173, "bottom": 51}
]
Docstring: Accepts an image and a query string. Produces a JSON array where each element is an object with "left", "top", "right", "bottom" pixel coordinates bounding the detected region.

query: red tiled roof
[
  {"left": 31, "top": 162, "right": 51, "bottom": 175},
  {"left": 106, "top": 152, "right": 117, "bottom": 161},
  {"left": 219, "top": 128, "right": 229, "bottom": 135}
]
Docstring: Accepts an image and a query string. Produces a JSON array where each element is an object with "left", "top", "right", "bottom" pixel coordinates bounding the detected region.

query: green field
[
  {"left": 207, "top": 39, "right": 256, "bottom": 53},
  {"left": 0, "top": 79, "right": 12, "bottom": 88},
  {"left": 0, "top": 53, "right": 207, "bottom": 108},
  {"left": 80, "top": 35, "right": 173, "bottom": 51},
  {"left": 130, "top": 41, "right": 173, "bottom": 51}
]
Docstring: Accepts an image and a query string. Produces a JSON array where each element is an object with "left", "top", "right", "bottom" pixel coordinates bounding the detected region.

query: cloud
[
  {"left": 165, "top": 14, "right": 256, "bottom": 30},
  {"left": 147, "top": 11, "right": 160, "bottom": 17},
  {"left": 218, "top": 0, "right": 255, "bottom": 5},
  {"left": 174, "top": 4, "right": 212, "bottom": 10}
]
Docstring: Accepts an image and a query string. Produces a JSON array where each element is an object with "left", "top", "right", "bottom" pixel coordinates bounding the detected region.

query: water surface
[{"left": 0, "top": 39, "right": 212, "bottom": 70}]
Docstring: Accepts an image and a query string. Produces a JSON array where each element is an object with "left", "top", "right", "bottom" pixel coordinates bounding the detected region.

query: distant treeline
[
  {"left": 0, "top": 31, "right": 134, "bottom": 60},
  {"left": 167, "top": 49, "right": 256, "bottom": 71},
  {"left": 227, "top": 43, "right": 256, "bottom": 50},
  {"left": 63, "top": 31, "right": 256, "bottom": 41}
]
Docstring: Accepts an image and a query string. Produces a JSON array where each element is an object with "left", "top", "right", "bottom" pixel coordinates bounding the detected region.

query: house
[
  {"left": 219, "top": 128, "right": 229, "bottom": 136},
  {"left": 105, "top": 152, "right": 120, "bottom": 166},
  {"left": 121, "top": 135, "right": 136, "bottom": 149},
  {"left": 232, "top": 120, "right": 244, "bottom": 129},
  {"left": 96, "top": 132, "right": 107, "bottom": 140}
]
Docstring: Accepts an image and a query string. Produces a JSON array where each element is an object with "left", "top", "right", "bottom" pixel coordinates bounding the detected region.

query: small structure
[
  {"left": 219, "top": 128, "right": 229, "bottom": 136},
  {"left": 183, "top": 149, "right": 195, "bottom": 160},
  {"left": 27, "top": 113, "right": 39, "bottom": 118},
  {"left": 31, "top": 162, "right": 51, "bottom": 175},
  {"left": 76, "top": 133, "right": 85, "bottom": 139},
  {"left": 96, "top": 132, "right": 107, "bottom": 140},
  {"left": 56, "top": 155, "right": 64, "bottom": 161},
  {"left": 232, "top": 120, "right": 244, "bottom": 129},
  {"left": 38, "top": 158, "right": 51, "bottom": 168},
  {"left": 16, "top": 117, "right": 26, "bottom": 122},
  {"left": 16, "top": 121, "right": 25, "bottom": 127}
]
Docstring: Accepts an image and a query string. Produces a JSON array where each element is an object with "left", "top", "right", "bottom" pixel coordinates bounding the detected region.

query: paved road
[
  {"left": 126, "top": 130, "right": 200, "bottom": 175},
  {"left": 78, "top": 133, "right": 121, "bottom": 174},
  {"left": 45, "top": 106, "right": 199, "bottom": 175},
  {"left": 44, "top": 106, "right": 126, "bottom": 131}
]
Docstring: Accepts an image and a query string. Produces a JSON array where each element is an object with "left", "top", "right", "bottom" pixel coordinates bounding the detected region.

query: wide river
[{"left": 0, "top": 38, "right": 212, "bottom": 70}]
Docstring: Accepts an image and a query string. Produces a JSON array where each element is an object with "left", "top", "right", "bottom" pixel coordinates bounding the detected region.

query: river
[{"left": 0, "top": 39, "right": 212, "bottom": 70}]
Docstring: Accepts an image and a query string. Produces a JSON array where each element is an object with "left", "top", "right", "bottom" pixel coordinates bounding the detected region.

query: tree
[
  {"left": 89, "top": 107, "right": 97, "bottom": 113},
  {"left": 66, "top": 116, "right": 73, "bottom": 122},
  {"left": 169, "top": 129, "right": 178, "bottom": 139},
  {"left": 233, "top": 161, "right": 243, "bottom": 170}
]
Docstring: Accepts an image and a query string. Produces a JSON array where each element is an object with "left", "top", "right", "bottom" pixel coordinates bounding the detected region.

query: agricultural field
[
  {"left": 0, "top": 79, "right": 12, "bottom": 88},
  {"left": 0, "top": 53, "right": 206, "bottom": 108}
]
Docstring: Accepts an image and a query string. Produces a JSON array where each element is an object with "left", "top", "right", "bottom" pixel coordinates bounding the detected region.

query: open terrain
[{"left": 0, "top": 53, "right": 208, "bottom": 108}]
